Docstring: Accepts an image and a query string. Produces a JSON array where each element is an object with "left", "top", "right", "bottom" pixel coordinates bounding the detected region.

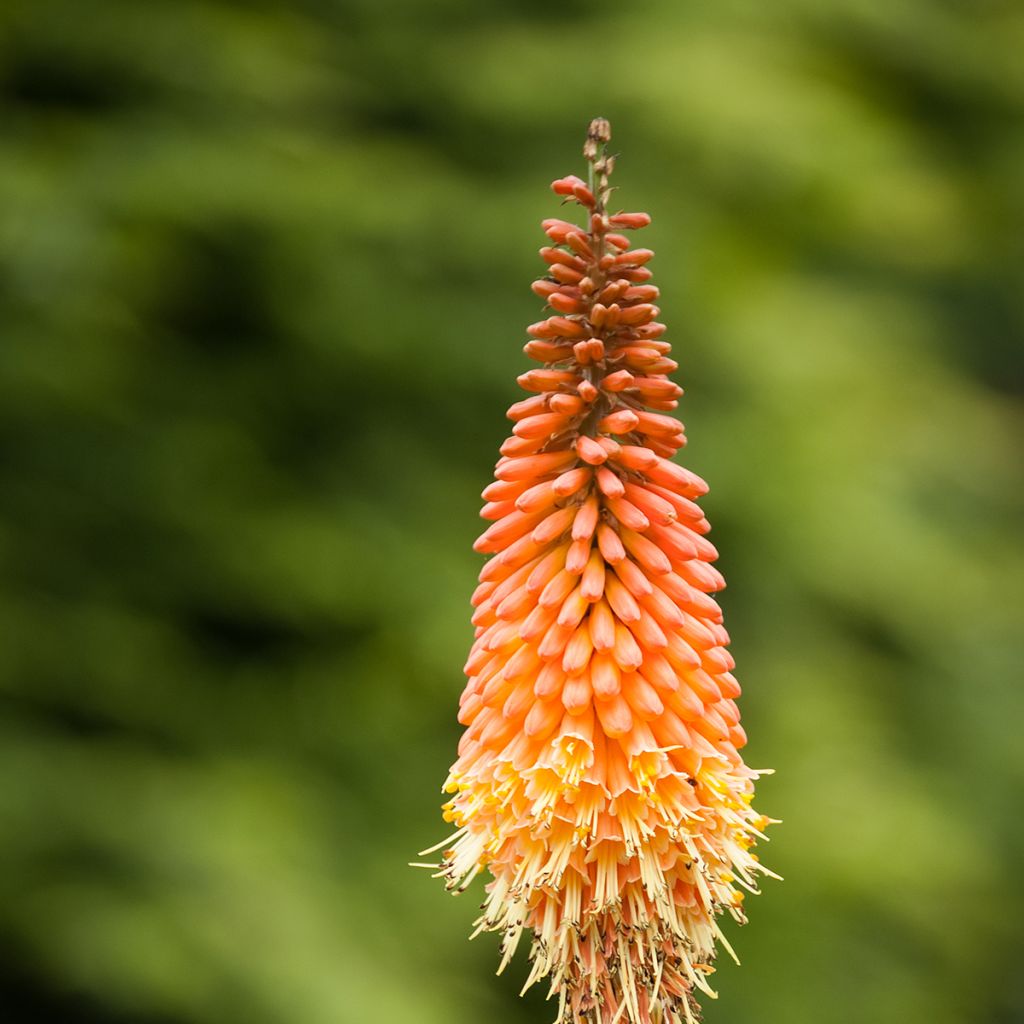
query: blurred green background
[{"left": 1, "top": 1, "right": 1022, "bottom": 1022}]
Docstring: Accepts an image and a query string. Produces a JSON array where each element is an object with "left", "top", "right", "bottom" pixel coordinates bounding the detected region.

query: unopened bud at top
[
  {"left": 589, "top": 117, "right": 611, "bottom": 144},
  {"left": 583, "top": 117, "right": 612, "bottom": 160}
]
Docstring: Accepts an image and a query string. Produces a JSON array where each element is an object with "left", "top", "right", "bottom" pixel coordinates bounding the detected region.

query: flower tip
[{"left": 583, "top": 117, "right": 612, "bottom": 167}]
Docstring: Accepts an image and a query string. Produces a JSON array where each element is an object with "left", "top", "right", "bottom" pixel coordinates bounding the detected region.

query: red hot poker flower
[{"left": 421, "top": 119, "right": 776, "bottom": 1024}]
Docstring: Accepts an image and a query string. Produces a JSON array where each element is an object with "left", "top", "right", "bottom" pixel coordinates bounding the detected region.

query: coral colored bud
[
  {"left": 676, "top": 558, "right": 726, "bottom": 593},
  {"left": 540, "top": 246, "right": 584, "bottom": 269},
  {"left": 551, "top": 175, "right": 586, "bottom": 196},
  {"left": 515, "top": 480, "right": 559, "bottom": 514},
  {"left": 625, "top": 675, "right": 663, "bottom": 719},
  {"left": 611, "top": 623, "right": 644, "bottom": 672},
  {"left": 580, "top": 548, "right": 606, "bottom": 601},
  {"left": 573, "top": 340, "right": 593, "bottom": 366},
  {"left": 601, "top": 369, "right": 635, "bottom": 391},
  {"left": 557, "top": 586, "right": 589, "bottom": 630},
  {"left": 524, "top": 696, "right": 562, "bottom": 738},
  {"left": 537, "top": 619, "right": 573, "bottom": 660},
  {"left": 614, "top": 444, "right": 659, "bottom": 471},
  {"left": 598, "top": 408, "right": 640, "bottom": 434},
  {"left": 533, "top": 660, "right": 565, "bottom": 699},
  {"left": 624, "top": 285, "right": 659, "bottom": 302},
  {"left": 526, "top": 545, "right": 569, "bottom": 594},
  {"left": 593, "top": 696, "right": 630, "bottom": 737},
  {"left": 606, "top": 496, "right": 650, "bottom": 532},
  {"left": 645, "top": 458, "right": 710, "bottom": 496},
  {"left": 523, "top": 339, "right": 575, "bottom": 362},
  {"left": 639, "top": 652, "right": 679, "bottom": 694},
  {"left": 622, "top": 482, "right": 677, "bottom": 525},
  {"left": 618, "top": 303, "right": 658, "bottom": 326},
  {"left": 643, "top": 437, "right": 679, "bottom": 458},
  {"left": 549, "top": 393, "right": 585, "bottom": 415},
  {"left": 611, "top": 556, "right": 654, "bottom": 598},
  {"left": 517, "top": 369, "right": 579, "bottom": 392},
  {"left": 599, "top": 280, "right": 628, "bottom": 304},
  {"left": 541, "top": 217, "right": 578, "bottom": 241},
  {"left": 550, "top": 266, "right": 583, "bottom": 288},
  {"left": 620, "top": 266, "right": 653, "bottom": 282},
  {"left": 531, "top": 279, "right": 559, "bottom": 298},
  {"left": 562, "top": 622, "right": 594, "bottom": 674},
  {"left": 571, "top": 494, "right": 600, "bottom": 540},
  {"left": 645, "top": 398, "right": 680, "bottom": 413},
  {"left": 565, "top": 536, "right": 592, "bottom": 575},
  {"left": 506, "top": 395, "right": 548, "bottom": 421},
  {"left": 615, "top": 248, "right": 654, "bottom": 266},
  {"left": 500, "top": 434, "right": 545, "bottom": 457},
  {"left": 575, "top": 435, "right": 607, "bottom": 465},
  {"left": 531, "top": 506, "right": 576, "bottom": 545},
  {"left": 494, "top": 449, "right": 577, "bottom": 481},
  {"left": 479, "top": 499, "right": 515, "bottom": 521},
  {"left": 526, "top": 318, "right": 564, "bottom": 339},
  {"left": 589, "top": 600, "right": 617, "bottom": 652},
  {"left": 502, "top": 679, "right": 534, "bottom": 720},
  {"left": 551, "top": 466, "right": 592, "bottom": 497},
  {"left": 605, "top": 232, "right": 631, "bottom": 250},
  {"left": 481, "top": 477, "right": 526, "bottom": 501},
  {"left": 474, "top": 509, "right": 545, "bottom": 554},
  {"left": 501, "top": 641, "right": 542, "bottom": 681},
  {"left": 513, "top": 411, "right": 569, "bottom": 439},
  {"left": 633, "top": 376, "right": 683, "bottom": 399},
  {"left": 565, "top": 231, "right": 593, "bottom": 258},
  {"left": 596, "top": 522, "right": 627, "bottom": 564},
  {"left": 644, "top": 358, "right": 680, "bottom": 376},
  {"left": 549, "top": 316, "right": 588, "bottom": 338},
  {"left": 620, "top": 528, "right": 672, "bottom": 575},
  {"left": 539, "top": 569, "right": 576, "bottom": 609},
  {"left": 616, "top": 347, "right": 666, "bottom": 368},
  {"left": 595, "top": 466, "right": 625, "bottom": 498},
  {"left": 604, "top": 573, "right": 641, "bottom": 623},
  {"left": 591, "top": 653, "right": 621, "bottom": 699},
  {"left": 634, "top": 323, "right": 667, "bottom": 339},
  {"left": 561, "top": 673, "right": 593, "bottom": 714},
  {"left": 548, "top": 292, "right": 583, "bottom": 314},
  {"left": 718, "top": 672, "right": 741, "bottom": 699},
  {"left": 577, "top": 379, "right": 599, "bottom": 403},
  {"left": 630, "top": 610, "right": 668, "bottom": 650},
  {"left": 634, "top": 409, "right": 684, "bottom": 438},
  {"left": 610, "top": 212, "right": 652, "bottom": 229},
  {"left": 571, "top": 183, "right": 595, "bottom": 206},
  {"left": 641, "top": 585, "right": 686, "bottom": 630}
]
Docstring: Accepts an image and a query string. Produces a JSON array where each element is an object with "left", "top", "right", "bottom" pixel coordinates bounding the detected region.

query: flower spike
[{"left": 422, "top": 119, "right": 775, "bottom": 1024}]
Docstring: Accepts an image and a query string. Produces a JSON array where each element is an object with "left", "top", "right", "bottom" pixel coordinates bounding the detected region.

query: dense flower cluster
[{"left": 422, "top": 120, "right": 774, "bottom": 1024}]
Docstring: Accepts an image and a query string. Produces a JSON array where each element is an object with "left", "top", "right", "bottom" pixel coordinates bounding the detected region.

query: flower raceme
[{"left": 419, "top": 120, "right": 775, "bottom": 1024}]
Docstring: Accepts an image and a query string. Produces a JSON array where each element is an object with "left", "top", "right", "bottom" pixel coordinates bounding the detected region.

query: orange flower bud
[
  {"left": 551, "top": 175, "right": 586, "bottom": 196},
  {"left": 609, "top": 211, "right": 652, "bottom": 229},
  {"left": 575, "top": 435, "right": 608, "bottom": 465}
]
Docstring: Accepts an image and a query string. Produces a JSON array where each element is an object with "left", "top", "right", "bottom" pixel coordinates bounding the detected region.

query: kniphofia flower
[{"left": 418, "top": 120, "right": 775, "bottom": 1024}]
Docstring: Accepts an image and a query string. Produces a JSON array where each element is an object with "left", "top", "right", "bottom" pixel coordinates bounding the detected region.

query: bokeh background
[{"left": 1, "top": 1, "right": 1022, "bottom": 1023}]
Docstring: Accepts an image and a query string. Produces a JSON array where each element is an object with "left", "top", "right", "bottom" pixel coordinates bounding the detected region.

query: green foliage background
[{"left": 1, "top": 1, "right": 1022, "bottom": 1022}]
